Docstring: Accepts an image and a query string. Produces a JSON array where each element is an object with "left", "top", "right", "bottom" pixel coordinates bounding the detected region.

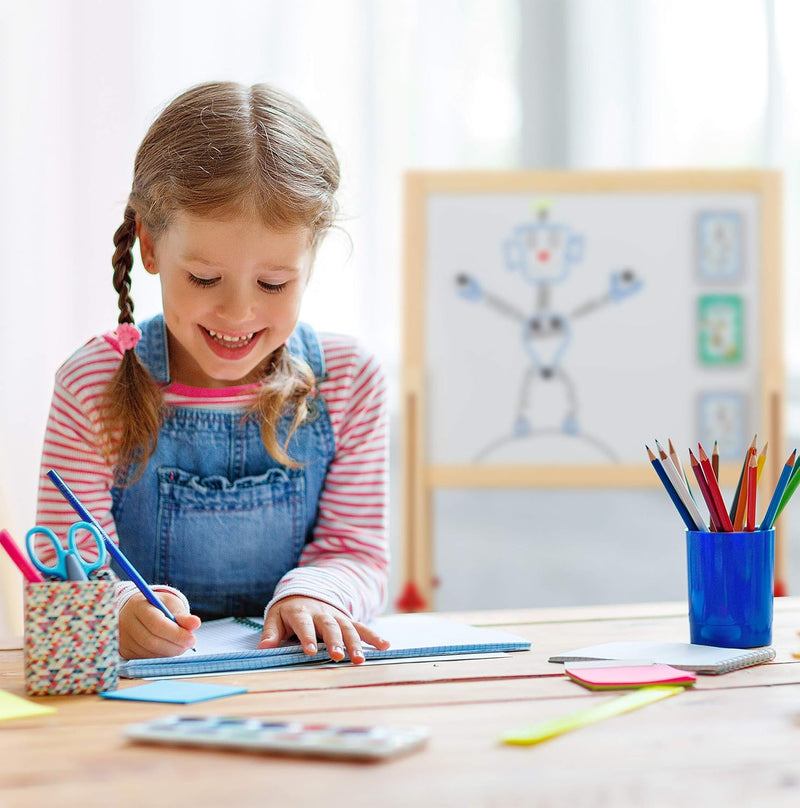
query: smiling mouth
[{"left": 202, "top": 327, "right": 260, "bottom": 349}]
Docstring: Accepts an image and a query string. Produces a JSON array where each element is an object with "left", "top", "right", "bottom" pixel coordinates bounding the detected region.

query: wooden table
[{"left": 2, "top": 600, "right": 800, "bottom": 807}]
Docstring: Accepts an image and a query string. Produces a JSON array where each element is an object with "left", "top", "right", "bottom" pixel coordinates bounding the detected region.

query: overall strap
[
  {"left": 134, "top": 314, "right": 171, "bottom": 384},
  {"left": 286, "top": 322, "right": 327, "bottom": 382}
]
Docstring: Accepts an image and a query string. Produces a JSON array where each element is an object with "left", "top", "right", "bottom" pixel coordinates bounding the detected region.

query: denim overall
[{"left": 110, "top": 315, "right": 334, "bottom": 619}]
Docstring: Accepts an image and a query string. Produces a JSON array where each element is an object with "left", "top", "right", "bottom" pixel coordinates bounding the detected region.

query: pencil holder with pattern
[{"left": 24, "top": 580, "right": 119, "bottom": 695}]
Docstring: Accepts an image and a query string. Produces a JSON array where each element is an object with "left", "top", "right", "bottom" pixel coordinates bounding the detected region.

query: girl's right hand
[{"left": 118, "top": 591, "right": 200, "bottom": 659}]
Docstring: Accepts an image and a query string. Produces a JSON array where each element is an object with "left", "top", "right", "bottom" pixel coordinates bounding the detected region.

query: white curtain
[
  {"left": 549, "top": 0, "right": 800, "bottom": 424},
  {"left": 560, "top": 0, "right": 769, "bottom": 168},
  {"left": 0, "top": 0, "right": 520, "bottom": 629}
]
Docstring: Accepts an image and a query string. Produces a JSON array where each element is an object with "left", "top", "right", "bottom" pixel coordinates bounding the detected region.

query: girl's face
[{"left": 139, "top": 211, "right": 313, "bottom": 388}]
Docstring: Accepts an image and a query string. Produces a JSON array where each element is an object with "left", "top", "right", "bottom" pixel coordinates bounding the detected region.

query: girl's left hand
[{"left": 258, "top": 595, "right": 390, "bottom": 663}]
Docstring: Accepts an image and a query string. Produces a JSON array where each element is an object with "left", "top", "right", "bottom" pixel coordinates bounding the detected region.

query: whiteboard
[
  {"left": 400, "top": 170, "right": 784, "bottom": 610},
  {"left": 425, "top": 192, "right": 761, "bottom": 465}
]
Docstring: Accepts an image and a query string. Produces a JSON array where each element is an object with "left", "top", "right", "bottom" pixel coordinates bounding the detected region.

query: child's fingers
[
  {"left": 139, "top": 598, "right": 196, "bottom": 647},
  {"left": 257, "top": 597, "right": 390, "bottom": 663},
  {"left": 119, "top": 593, "right": 194, "bottom": 658},
  {"left": 128, "top": 609, "right": 193, "bottom": 658},
  {"left": 119, "top": 634, "right": 153, "bottom": 661},
  {"left": 287, "top": 611, "right": 319, "bottom": 655},
  {"left": 175, "top": 613, "right": 201, "bottom": 631},
  {"left": 351, "top": 620, "right": 391, "bottom": 651},
  {"left": 337, "top": 619, "right": 365, "bottom": 664},
  {"left": 258, "top": 607, "right": 290, "bottom": 648},
  {"left": 156, "top": 591, "right": 190, "bottom": 617},
  {"left": 313, "top": 614, "right": 347, "bottom": 662}
]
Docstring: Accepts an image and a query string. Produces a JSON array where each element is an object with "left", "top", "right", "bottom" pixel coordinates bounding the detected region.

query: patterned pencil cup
[
  {"left": 686, "top": 529, "right": 775, "bottom": 648},
  {"left": 24, "top": 580, "right": 119, "bottom": 695}
]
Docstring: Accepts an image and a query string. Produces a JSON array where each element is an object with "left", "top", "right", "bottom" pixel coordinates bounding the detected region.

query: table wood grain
[{"left": 2, "top": 600, "right": 800, "bottom": 807}]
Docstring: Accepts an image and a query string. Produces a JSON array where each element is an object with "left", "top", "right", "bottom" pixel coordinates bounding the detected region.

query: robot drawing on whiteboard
[{"left": 454, "top": 205, "right": 643, "bottom": 462}]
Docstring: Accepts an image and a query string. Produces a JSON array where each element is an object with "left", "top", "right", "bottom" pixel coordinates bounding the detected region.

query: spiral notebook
[
  {"left": 119, "top": 614, "right": 531, "bottom": 679},
  {"left": 549, "top": 641, "right": 775, "bottom": 675}
]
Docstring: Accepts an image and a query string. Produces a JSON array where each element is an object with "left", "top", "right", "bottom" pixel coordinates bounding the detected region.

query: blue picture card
[{"left": 100, "top": 681, "right": 247, "bottom": 704}]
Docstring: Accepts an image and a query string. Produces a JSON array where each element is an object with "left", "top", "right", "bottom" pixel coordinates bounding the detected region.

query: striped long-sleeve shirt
[{"left": 36, "top": 329, "right": 389, "bottom": 622}]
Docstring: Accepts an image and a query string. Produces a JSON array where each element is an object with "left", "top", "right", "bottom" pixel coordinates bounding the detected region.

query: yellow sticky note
[
  {"left": 499, "top": 685, "right": 684, "bottom": 746},
  {"left": 0, "top": 689, "right": 56, "bottom": 721}
]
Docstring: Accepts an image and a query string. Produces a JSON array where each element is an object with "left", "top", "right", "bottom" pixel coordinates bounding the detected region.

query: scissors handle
[
  {"left": 66, "top": 522, "right": 106, "bottom": 577},
  {"left": 25, "top": 522, "right": 107, "bottom": 581},
  {"left": 26, "top": 527, "right": 68, "bottom": 580}
]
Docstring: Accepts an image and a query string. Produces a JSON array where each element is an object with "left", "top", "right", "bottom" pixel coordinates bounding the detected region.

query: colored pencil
[
  {"left": 689, "top": 449, "right": 724, "bottom": 532},
  {"left": 732, "top": 446, "right": 756, "bottom": 531},
  {"left": 775, "top": 458, "right": 800, "bottom": 522},
  {"left": 654, "top": 441, "right": 706, "bottom": 530},
  {"left": 697, "top": 444, "right": 734, "bottom": 531},
  {"left": 0, "top": 529, "right": 45, "bottom": 583},
  {"left": 728, "top": 434, "right": 757, "bottom": 523},
  {"left": 759, "top": 449, "right": 797, "bottom": 530},
  {"left": 757, "top": 442, "right": 768, "bottom": 483},
  {"left": 646, "top": 446, "right": 696, "bottom": 530},
  {"left": 668, "top": 438, "right": 696, "bottom": 503},
  {"left": 746, "top": 452, "right": 758, "bottom": 532},
  {"left": 711, "top": 441, "right": 719, "bottom": 480}
]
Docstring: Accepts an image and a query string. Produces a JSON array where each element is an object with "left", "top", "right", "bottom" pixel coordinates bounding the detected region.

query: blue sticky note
[{"left": 100, "top": 681, "right": 247, "bottom": 704}]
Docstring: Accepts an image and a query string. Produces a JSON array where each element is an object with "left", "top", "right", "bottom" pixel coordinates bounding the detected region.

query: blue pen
[
  {"left": 646, "top": 445, "right": 696, "bottom": 530},
  {"left": 46, "top": 469, "right": 178, "bottom": 624}
]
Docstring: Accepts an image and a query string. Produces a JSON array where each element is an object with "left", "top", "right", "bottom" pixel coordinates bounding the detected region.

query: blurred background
[{"left": 2, "top": 0, "right": 800, "bottom": 633}]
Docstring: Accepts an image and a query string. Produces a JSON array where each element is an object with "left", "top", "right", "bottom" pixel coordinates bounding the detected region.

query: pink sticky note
[{"left": 564, "top": 664, "right": 696, "bottom": 690}]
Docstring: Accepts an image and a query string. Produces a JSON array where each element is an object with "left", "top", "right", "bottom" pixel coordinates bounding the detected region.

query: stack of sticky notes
[{"left": 564, "top": 661, "right": 696, "bottom": 691}]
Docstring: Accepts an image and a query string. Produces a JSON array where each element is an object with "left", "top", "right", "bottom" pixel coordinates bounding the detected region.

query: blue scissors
[{"left": 25, "top": 522, "right": 107, "bottom": 582}]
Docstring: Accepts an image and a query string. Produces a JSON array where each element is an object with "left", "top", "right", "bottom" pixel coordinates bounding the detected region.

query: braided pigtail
[
  {"left": 98, "top": 206, "right": 164, "bottom": 481},
  {"left": 251, "top": 345, "right": 315, "bottom": 467}
]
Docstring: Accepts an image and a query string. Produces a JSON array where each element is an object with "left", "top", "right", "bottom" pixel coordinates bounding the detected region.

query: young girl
[{"left": 36, "top": 81, "right": 390, "bottom": 663}]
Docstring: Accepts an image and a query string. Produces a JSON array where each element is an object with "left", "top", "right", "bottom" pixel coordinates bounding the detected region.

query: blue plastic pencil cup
[{"left": 686, "top": 529, "right": 775, "bottom": 648}]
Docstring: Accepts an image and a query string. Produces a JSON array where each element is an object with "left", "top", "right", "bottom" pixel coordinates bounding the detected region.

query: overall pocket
[{"left": 155, "top": 466, "right": 307, "bottom": 618}]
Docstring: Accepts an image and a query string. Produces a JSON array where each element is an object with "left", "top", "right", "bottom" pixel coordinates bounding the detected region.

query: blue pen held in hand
[{"left": 46, "top": 469, "right": 179, "bottom": 623}]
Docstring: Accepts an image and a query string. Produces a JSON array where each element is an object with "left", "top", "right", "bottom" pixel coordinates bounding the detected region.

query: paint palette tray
[{"left": 124, "top": 715, "right": 429, "bottom": 761}]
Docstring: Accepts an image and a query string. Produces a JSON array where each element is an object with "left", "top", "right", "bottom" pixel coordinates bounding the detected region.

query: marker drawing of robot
[{"left": 455, "top": 206, "right": 643, "bottom": 462}]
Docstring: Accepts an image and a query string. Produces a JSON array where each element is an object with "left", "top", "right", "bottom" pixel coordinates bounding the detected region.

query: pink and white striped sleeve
[
  {"left": 35, "top": 338, "right": 189, "bottom": 614},
  {"left": 36, "top": 339, "right": 120, "bottom": 552},
  {"left": 267, "top": 337, "right": 390, "bottom": 623}
]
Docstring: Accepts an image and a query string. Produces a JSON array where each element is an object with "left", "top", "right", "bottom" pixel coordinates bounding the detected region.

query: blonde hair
[{"left": 101, "top": 82, "right": 340, "bottom": 478}]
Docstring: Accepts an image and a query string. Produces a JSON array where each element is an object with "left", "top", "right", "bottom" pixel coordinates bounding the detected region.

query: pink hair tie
[{"left": 115, "top": 323, "right": 142, "bottom": 352}]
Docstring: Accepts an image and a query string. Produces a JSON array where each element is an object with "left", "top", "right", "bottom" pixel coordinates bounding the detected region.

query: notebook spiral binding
[
  {"left": 715, "top": 647, "right": 775, "bottom": 673},
  {"left": 233, "top": 617, "right": 263, "bottom": 631}
]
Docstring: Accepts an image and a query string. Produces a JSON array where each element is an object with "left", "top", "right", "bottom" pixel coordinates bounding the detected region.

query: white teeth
[{"left": 206, "top": 329, "right": 255, "bottom": 345}]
